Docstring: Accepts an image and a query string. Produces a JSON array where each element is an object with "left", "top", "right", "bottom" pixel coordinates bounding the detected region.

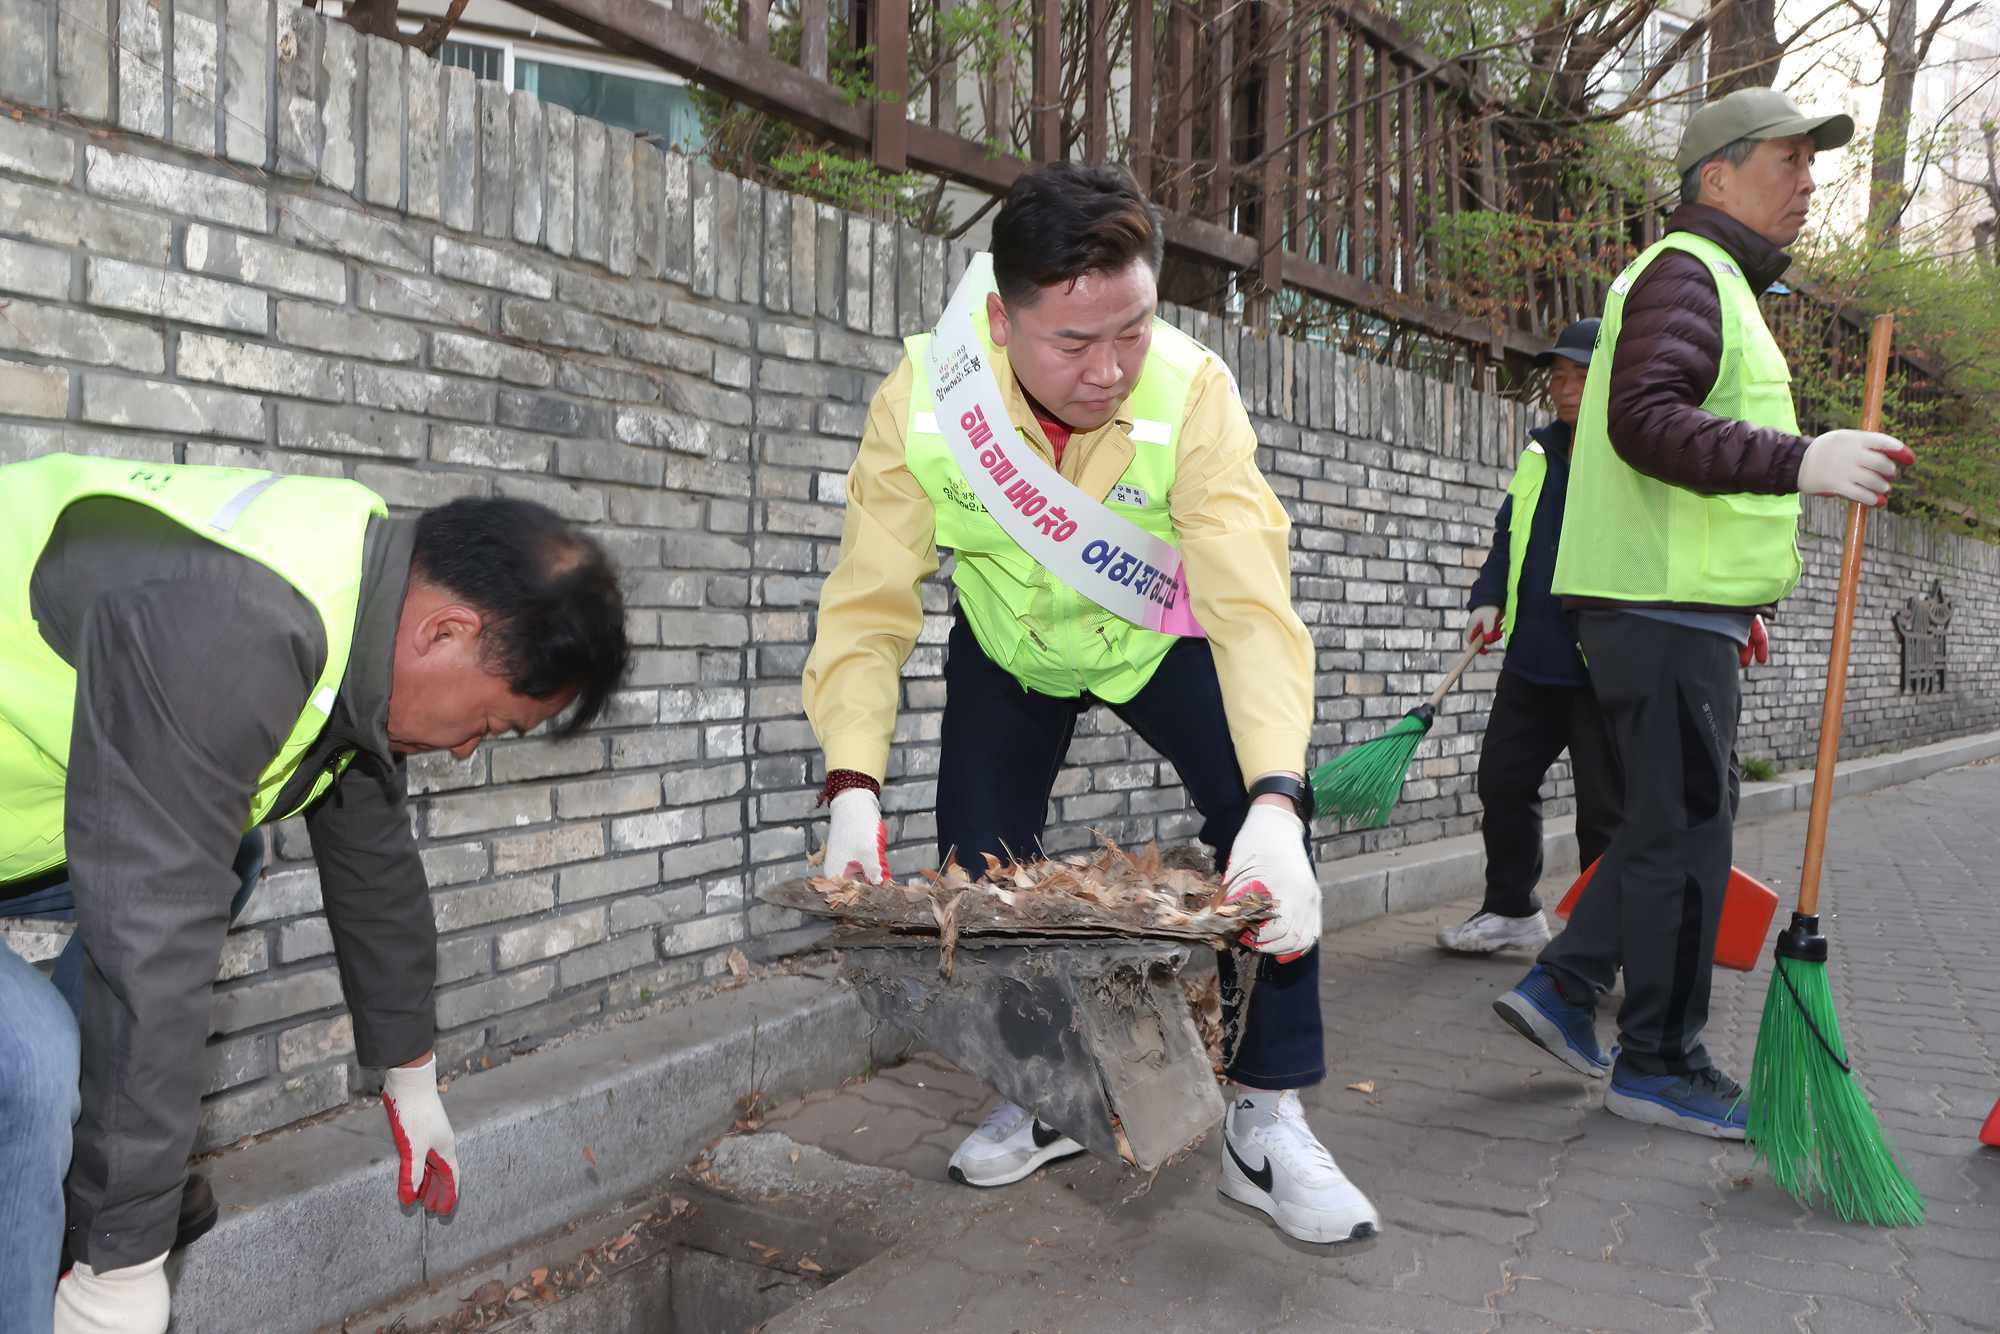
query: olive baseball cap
[{"left": 1675, "top": 87, "right": 1855, "bottom": 174}]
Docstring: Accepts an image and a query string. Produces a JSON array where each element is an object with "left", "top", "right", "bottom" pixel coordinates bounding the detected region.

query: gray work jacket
[{"left": 25, "top": 496, "right": 435, "bottom": 1271}]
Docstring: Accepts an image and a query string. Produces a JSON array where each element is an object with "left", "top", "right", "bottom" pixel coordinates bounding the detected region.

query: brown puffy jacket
[{"left": 1603, "top": 203, "right": 1813, "bottom": 495}]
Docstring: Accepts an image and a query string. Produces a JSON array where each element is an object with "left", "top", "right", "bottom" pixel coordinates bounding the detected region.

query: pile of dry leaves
[{"left": 765, "top": 839, "right": 1269, "bottom": 966}]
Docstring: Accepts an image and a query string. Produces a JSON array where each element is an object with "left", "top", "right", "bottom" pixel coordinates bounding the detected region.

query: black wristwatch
[{"left": 1248, "top": 774, "right": 1313, "bottom": 823}]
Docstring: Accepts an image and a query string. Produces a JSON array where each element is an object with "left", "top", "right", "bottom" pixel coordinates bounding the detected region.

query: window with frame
[
  {"left": 515, "top": 60, "right": 706, "bottom": 153},
  {"left": 440, "top": 40, "right": 505, "bottom": 82}
]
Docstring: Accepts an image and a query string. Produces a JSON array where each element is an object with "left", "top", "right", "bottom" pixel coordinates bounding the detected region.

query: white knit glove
[
  {"left": 823, "top": 788, "right": 890, "bottom": 884},
  {"left": 1798, "top": 429, "right": 1913, "bottom": 505},
  {"left": 382, "top": 1057, "right": 459, "bottom": 1215},
  {"left": 53, "top": 1252, "right": 170, "bottom": 1334},
  {"left": 1223, "top": 803, "right": 1322, "bottom": 960}
]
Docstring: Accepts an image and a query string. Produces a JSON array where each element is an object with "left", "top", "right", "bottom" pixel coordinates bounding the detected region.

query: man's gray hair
[{"left": 1680, "top": 135, "right": 1762, "bottom": 206}]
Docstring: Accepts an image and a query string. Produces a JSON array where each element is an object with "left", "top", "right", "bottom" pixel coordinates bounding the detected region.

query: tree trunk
[
  {"left": 1868, "top": 0, "right": 1921, "bottom": 246},
  {"left": 1708, "top": 0, "right": 1780, "bottom": 96}
]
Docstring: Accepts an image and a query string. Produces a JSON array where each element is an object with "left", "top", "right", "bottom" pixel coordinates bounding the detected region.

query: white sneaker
[
  {"left": 1437, "top": 910, "right": 1552, "bottom": 953},
  {"left": 1218, "top": 1090, "right": 1379, "bottom": 1244},
  {"left": 946, "top": 1100, "right": 1085, "bottom": 1188}
]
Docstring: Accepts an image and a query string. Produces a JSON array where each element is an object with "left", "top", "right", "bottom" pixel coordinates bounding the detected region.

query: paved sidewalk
[{"left": 710, "top": 762, "right": 2000, "bottom": 1333}]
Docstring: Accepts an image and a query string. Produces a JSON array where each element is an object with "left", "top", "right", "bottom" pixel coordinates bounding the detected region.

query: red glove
[
  {"left": 383, "top": 1056, "right": 459, "bottom": 1215},
  {"left": 1466, "top": 606, "right": 1504, "bottom": 654},
  {"left": 1740, "top": 614, "right": 1769, "bottom": 667}
]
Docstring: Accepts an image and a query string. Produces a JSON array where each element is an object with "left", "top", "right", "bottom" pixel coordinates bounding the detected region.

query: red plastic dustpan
[{"left": 1555, "top": 858, "right": 1781, "bottom": 972}]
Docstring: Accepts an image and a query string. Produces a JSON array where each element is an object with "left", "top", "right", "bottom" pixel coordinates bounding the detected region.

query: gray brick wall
[{"left": 2, "top": 4, "right": 1995, "bottom": 1147}]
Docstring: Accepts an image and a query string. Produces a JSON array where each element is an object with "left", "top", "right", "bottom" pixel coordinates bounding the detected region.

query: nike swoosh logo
[
  {"left": 1032, "top": 1121, "right": 1067, "bottom": 1149},
  {"left": 1226, "top": 1137, "right": 1274, "bottom": 1192}
]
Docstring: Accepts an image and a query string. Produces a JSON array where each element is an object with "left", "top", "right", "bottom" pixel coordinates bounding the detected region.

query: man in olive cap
[
  {"left": 1491, "top": 88, "right": 1915, "bottom": 1138},
  {"left": 1439, "top": 319, "right": 1623, "bottom": 955}
]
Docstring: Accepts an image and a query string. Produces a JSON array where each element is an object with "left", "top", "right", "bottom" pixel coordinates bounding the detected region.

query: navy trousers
[{"left": 934, "top": 611, "right": 1325, "bottom": 1090}]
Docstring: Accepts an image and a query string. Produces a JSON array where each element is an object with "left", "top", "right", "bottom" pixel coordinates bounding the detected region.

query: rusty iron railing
[{"left": 505, "top": 0, "right": 1662, "bottom": 371}]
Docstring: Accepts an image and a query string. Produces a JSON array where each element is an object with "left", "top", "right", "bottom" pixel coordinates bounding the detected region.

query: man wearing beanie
[{"left": 1440, "top": 319, "right": 1623, "bottom": 956}]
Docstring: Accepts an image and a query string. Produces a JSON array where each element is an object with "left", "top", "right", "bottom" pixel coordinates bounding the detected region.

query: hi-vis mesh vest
[
  {"left": 1501, "top": 443, "right": 1548, "bottom": 646},
  {"left": 902, "top": 315, "right": 1210, "bottom": 701},
  {"left": 1552, "top": 232, "right": 1804, "bottom": 607},
  {"left": 0, "top": 455, "right": 385, "bottom": 884}
]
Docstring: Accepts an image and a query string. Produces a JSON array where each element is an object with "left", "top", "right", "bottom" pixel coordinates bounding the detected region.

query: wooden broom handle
[
  {"left": 1796, "top": 314, "right": 1895, "bottom": 916},
  {"left": 1426, "top": 635, "right": 1489, "bottom": 711}
]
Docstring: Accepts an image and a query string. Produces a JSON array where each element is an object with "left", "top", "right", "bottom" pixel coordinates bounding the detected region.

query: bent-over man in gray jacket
[{"left": 0, "top": 454, "right": 628, "bottom": 1334}]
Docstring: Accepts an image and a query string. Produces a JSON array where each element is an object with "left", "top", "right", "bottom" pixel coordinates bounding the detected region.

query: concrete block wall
[{"left": 2, "top": 2, "right": 1996, "bottom": 1147}]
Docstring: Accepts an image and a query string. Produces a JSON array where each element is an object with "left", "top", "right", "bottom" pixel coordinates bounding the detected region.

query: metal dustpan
[{"left": 838, "top": 930, "right": 1224, "bottom": 1172}]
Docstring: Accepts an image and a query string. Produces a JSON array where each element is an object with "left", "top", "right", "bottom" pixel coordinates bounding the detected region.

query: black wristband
[{"left": 1247, "top": 774, "right": 1312, "bottom": 823}]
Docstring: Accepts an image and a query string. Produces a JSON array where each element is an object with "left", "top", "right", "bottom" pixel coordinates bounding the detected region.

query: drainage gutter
[{"left": 165, "top": 974, "right": 909, "bottom": 1334}]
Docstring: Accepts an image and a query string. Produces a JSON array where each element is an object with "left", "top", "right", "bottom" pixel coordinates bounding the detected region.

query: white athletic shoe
[
  {"left": 947, "top": 1100, "right": 1085, "bottom": 1188},
  {"left": 1218, "top": 1090, "right": 1380, "bottom": 1244},
  {"left": 1437, "top": 910, "right": 1552, "bottom": 953}
]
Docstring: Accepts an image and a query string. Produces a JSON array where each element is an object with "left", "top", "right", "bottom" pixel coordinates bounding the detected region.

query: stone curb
[
  {"left": 1318, "top": 725, "right": 2000, "bottom": 930},
  {"left": 165, "top": 974, "right": 911, "bottom": 1334}
]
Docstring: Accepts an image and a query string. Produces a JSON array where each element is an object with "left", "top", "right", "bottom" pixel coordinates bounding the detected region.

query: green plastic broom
[
  {"left": 1309, "top": 635, "right": 1485, "bottom": 826},
  {"left": 1745, "top": 314, "right": 1924, "bottom": 1227}
]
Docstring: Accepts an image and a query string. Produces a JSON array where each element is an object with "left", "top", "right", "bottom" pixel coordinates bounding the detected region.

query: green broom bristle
[
  {"left": 1747, "top": 956, "right": 1925, "bottom": 1227},
  {"left": 1308, "top": 709, "right": 1433, "bottom": 827}
]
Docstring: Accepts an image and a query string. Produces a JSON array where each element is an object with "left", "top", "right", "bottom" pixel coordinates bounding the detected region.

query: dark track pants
[
  {"left": 1537, "top": 612, "right": 1741, "bottom": 1077},
  {"left": 935, "top": 612, "right": 1325, "bottom": 1090},
  {"left": 1477, "top": 670, "right": 1623, "bottom": 917}
]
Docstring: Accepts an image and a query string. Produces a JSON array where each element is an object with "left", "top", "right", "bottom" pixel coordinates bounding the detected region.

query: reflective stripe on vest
[
  {"left": 0, "top": 455, "right": 384, "bottom": 884},
  {"left": 1552, "top": 232, "right": 1804, "bottom": 607},
  {"left": 1502, "top": 443, "right": 1547, "bottom": 647},
  {"left": 902, "top": 318, "right": 1210, "bottom": 702}
]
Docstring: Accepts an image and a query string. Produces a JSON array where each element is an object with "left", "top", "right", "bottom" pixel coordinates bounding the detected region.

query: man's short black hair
[
  {"left": 990, "top": 162, "right": 1165, "bottom": 308},
  {"left": 411, "top": 498, "right": 628, "bottom": 735}
]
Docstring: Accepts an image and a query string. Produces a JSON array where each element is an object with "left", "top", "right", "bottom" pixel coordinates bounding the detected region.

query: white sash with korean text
[{"left": 926, "top": 254, "right": 1204, "bottom": 638}]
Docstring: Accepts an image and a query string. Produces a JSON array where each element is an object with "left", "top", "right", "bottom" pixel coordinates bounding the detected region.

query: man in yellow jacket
[{"left": 802, "top": 163, "right": 1376, "bottom": 1244}]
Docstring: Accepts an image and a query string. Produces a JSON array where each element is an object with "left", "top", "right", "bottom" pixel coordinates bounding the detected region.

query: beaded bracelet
[{"left": 817, "top": 769, "right": 881, "bottom": 808}]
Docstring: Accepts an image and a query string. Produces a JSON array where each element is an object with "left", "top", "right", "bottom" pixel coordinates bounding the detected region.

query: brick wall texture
[{"left": 2, "top": 4, "right": 1996, "bottom": 1147}]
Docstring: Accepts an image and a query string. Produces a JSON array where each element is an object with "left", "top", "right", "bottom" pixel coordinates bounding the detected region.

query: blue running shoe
[
  {"left": 1603, "top": 1060, "right": 1749, "bottom": 1140},
  {"left": 1493, "top": 965, "right": 1609, "bottom": 1077}
]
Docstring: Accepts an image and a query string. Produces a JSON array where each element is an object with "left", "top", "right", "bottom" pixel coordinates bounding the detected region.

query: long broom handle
[
  {"left": 1796, "top": 314, "right": 1895, "bottom": 917},
  {"left": 1426, "top": 635, "right": 1489, "bottom": 711}
]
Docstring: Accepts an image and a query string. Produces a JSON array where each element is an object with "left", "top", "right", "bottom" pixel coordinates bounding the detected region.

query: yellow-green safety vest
[
  {"left": 902, "top": 315, "right": 1211, "bottom": 701},
  {"left": 1501, "top": 442, "right": 1548, "bottom": 647},
  {"left": 1552, "top": 232, "right": 1804, "bottom": 607},
  {"left": 0, "top": 454, "right": 385, "bottom": 884}
]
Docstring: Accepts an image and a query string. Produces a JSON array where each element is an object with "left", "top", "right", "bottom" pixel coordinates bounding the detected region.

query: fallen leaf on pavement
[
  {"left": 582, "top": 1146, "right": 597, "bottom": 1166},
  {"left": 727, "top": 947, "right": 750, "bottom": 977},
  {"left": 797, "top": 1257, "right": 822, "bottom": 1272},
  {"left": 789, "top": 1147, "right": 801, "bottom": 1164},
  {"left": 1346, "top": 1081, "right": 1376, "bottom": 1093},
  {"left": 461, "top": 1280, "right": 505, "bottom": 1306}
]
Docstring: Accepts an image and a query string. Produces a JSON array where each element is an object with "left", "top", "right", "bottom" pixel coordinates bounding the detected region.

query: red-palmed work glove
[
  {"left": 1798, "top": 429, "right": 1914, "bottom": 506},
  {"left": 1740, "top": 614, "right": 1769, "bottom": 668},
  {"left": 824, "top": 787, "right": 890, "bottom": 884},
  {"left": 382, "top": 1056, "right": 458, "bottom": 1215},
  {"left": 1466, "top": 605, "right": 1503, "bottom": 654},
  {"left": 1223, "top": 803, "right": 1321, "bottom": 961}
]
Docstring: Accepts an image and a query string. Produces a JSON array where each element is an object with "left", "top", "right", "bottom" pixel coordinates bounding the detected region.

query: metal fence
[{"left": 500, "top": 0, "right": 1666, "bottom": 375}]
